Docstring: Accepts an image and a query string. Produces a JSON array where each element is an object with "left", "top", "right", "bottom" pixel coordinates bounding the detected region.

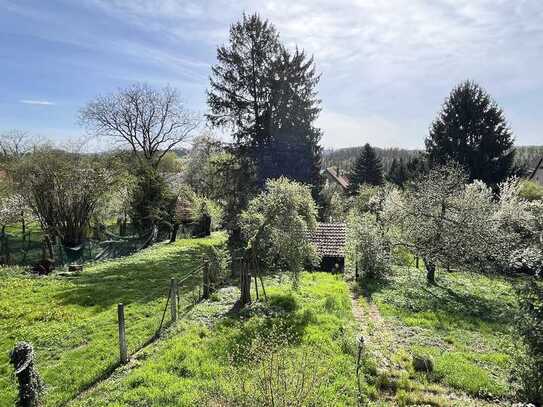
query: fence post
[
  {"left": 117, "top": 303, "right": 128, "bottom": 364},
  {"left": 202, "top": 260, "right": 210, "bottom": 299},
  {"left": 415, "top": 256, "right": 419, "bottom": 269},
  {"left": 170, "top": 277, "right": 177, "bottom": 322}
]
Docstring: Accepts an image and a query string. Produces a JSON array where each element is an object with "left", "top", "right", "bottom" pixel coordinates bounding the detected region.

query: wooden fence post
[
  {"left": 202, "top": 260, "right": 210, "bottom": 299},
  {"left": 117, "top": 303, "right": 128, "bottom": 364},
  {"left": 170, "top": 277, "right": 177, "bottom": 322}
]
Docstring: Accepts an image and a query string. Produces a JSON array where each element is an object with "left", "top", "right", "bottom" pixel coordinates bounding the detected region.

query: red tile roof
[
  {"left": 325, "top": 167, "right": 350, "bottom": 190},
  {"left": 309, "top": 222, "right": 346, "bottom": 257}
]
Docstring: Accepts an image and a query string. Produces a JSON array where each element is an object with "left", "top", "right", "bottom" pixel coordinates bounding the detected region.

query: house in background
[
  {"left": 528, "top": 158, "right": 543, "bottom": 186},
  {"left": 322, "top": 167, "right": 349, "bottom": 192},
  {"left": 309, "top": 222, "right": 346, "bottom": 272}
]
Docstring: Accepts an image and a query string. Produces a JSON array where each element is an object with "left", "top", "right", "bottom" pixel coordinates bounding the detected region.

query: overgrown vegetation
[
  {"left": 70, "top": 273, "right": 358, "bottom": 407},
  {"left": 356, "top": 266, "right": 521, "bottom": 405},
  {"left": 0, "top": 233, "right": 225, "bottom": 406}
]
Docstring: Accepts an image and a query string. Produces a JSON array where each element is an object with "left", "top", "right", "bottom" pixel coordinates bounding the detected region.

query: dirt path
[{"left": 349, "top": 283, "right": 501, "bottom": 407}]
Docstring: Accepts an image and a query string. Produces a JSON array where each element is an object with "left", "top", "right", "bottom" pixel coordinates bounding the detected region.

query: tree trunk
[
  {"left": 240, "top": 263, "right": 251, "bottom": 307},
  {"left": 170, "top": 223, "right": 179, "bottom": 243},
  {"left": 425, "top": 259, "right": 436, "bottom": 285}
]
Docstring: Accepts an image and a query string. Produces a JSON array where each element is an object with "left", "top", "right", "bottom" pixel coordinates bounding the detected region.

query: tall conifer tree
[
  {"left": 207, "top": 14, "right": 323, "bottom": 201},
  {"left": 425, "top": 80, "right": 515, "bottom": 185},
  {"left": 348, "top": 143, "right": 383, "bottom": 195}
]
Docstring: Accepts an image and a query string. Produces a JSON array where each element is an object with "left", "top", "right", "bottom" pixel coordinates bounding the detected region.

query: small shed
[{"left": 309, "top": 222, "right": 346, "bottom": 272}]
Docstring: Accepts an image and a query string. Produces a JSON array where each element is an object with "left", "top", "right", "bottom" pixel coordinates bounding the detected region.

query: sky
[{"left": 1, "top": 0, "right": 542, "bottom": 149}]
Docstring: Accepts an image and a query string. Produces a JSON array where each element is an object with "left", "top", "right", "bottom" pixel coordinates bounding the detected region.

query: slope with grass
[
  {"left": 356, "top": 266, "right": 520, "bottom": 406},
  {"left": 0, "top": 233, "right": 226, "bottom": 407},
  {"left": 71, "top": 273, "right": 359, "bottom": 406}
]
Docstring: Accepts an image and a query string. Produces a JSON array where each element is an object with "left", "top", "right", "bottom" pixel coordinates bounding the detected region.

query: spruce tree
[
  {"left": 207, "top": 14, "right": 323, "bottom": 196},
  {"left": 425, "top": 80, "right": 515, "bottom": 185},
  {"left": 348, "top": 143, "right": 383, "bottom": 195},
  {"left": 387, "top": 158, "right": 407, "bottom": 187}
]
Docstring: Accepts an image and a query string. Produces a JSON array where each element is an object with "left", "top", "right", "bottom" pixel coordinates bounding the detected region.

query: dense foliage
[
  {"left": 347, "top": 143, "right": 383, "bottom": 195},
  {"left": 346, "top": 211, "right": 391, "bottom": 279},
  {"left": 207, "top": 13, "right": 323, "bottom": 223},
  {"left": 513, "top": 279, "right": 543, "bottom": 404},
  {"left": 240, "top": 177, "right": 319, "bottom": 287},
  {"left": 426, "top": 80, "right": 516, "bottom": 185},
  {"left": 12, "top": 149, "right": 115, "bottom": 247}
]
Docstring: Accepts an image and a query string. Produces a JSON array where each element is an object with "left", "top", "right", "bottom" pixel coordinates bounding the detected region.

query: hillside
[{"left": 323, "top": 145, "right": 543, "bottom": 175}]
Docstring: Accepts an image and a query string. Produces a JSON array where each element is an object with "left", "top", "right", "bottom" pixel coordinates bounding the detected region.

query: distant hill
[
  {"left": 323, "top": 146, "right": 420, "bottom": 174},
  {"left": 323, "top": 145, "right": 543, "bottom": 175}
]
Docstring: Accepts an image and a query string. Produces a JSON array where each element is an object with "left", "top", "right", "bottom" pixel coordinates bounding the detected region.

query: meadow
[
  {"left": 1, "top": 234, "right": 525, "bottom": 406},
  {"left": 0, "top": 233, "right": 225, "bottom": 406},
  {"left": 356, "top": 266, "right": 521, "bottom": 406},
  {"left": 71, "top": 272, "right": 359, "bottom": 406}
]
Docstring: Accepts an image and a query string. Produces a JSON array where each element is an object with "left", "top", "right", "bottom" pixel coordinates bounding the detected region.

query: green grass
[
  {"left": 0, "top": 232, "right": 226, "bottom": 407},
  {"left": 357, "top": 266, "right": 520, "bottom": 404},
  {"left": 71, "top": 273, "right": 359, "bottom": 406}
]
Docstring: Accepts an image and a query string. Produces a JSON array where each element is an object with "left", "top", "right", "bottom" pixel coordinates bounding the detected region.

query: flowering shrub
[
  {"left": 508, "top": 247, "right": 543, "bottom": 276},
  {"left": 346, "top": 212, "right": 392, "bottom": 279}
]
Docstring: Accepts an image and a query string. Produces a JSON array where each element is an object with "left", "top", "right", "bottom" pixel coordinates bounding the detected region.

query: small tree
[
  {"left": 346, "top": 211, "right": 392, "bottom": 279},
  {"left": 348, "top": 143, "right": 383, "bottom": 195},
  {"left": 384, "top": 164, "right": 502, "bottom": 284},
  {"left": 129, "top": 164, "right": 176, "bottom": 238},
  {"left": 0, "top": 193, "right": 28, "bottom": 263},
  {"left": 239, "top": 177, "right": 319, "bottom": 306},
  {"left": 0, "top": 130, "right": 34, "bottom": 166},
  {"left": 80, "top": 83, "right": 199, "bottom": 168},
  {"left": 182, "top": 133, "right": 225, "bottom": 197},
  {"left": 426, "top": 80, "right": 515, "bottom": 185},
  {"left": 13, "top": 149, "right": 116, "bottom": 248}
]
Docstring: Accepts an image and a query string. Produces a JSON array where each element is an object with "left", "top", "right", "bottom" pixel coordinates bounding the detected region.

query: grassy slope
[
  {"left": 0, "top": 233, "right": 226, "bottom": 407},
  {"left": 357, "top": 266, "right": 519, "bottom": 406},
  {"left": 72, "top": 273, "right": 358, "bottom": 406}
]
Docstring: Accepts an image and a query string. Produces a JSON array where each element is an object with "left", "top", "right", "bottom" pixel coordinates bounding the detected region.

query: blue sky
[{"left": 1, "top": 0, "right": 542, "bottom": 149}]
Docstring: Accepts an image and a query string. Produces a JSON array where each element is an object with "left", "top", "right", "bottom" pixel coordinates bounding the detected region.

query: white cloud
[
  {"left": 5, "top": 0, "right": 543, "bottom": 147},
  {"left": 19, "top": 100, "right": 55, "bottom": 106}
]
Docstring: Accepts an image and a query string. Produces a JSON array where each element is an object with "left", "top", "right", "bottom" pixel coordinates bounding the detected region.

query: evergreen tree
[
  {"left": 425, "top": 80, "right": 515, "bottom": 185},
  {"left": 348, "top": 143, "right": 383, "bottom": 195},
  {"left": 256, "top": 47, "right": 323, "bottom": 194},
  {"left": 386, "top": 158, "right": 407, "bottom": 187},
  {"left": 207, "top": 14, "right": 322, "bottom": 191}
]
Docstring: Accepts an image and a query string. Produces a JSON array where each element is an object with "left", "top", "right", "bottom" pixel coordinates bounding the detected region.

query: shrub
[
  {"left": 512, "top": 278, "right": 543, "bottom": 404},
  {"left": 519, "top": 179, "right": 543, "bottom": 201},
  {"left": 346, "top": 212, "right": 392, "bottom": 279},
  {"left": 208, "top": 334, "right": 332, "bottom": 406},
  {"left": 204, "top": 243, "right": 231, "bottom": 291}
]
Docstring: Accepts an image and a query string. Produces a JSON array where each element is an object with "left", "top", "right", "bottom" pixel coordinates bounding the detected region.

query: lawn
[
  {"left": 2, "top": 239, "right": 525, "bottom": 407},
  {"left": 356, "top": 266, "right": 521, "bottom": 406},
  {"left": 71, "top": 272, "right": 359, "bottom": 406},
  {"left": 0, "top": 232, "right": 226, "bottom": 407}
]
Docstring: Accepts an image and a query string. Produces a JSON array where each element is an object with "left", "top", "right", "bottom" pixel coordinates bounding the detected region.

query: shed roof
[{"left": 309, "top": 222, "right": 346, "bottom": 258}]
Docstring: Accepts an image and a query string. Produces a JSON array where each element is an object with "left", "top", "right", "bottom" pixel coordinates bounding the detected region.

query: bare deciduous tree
[
  {"left": 0, "top": 130, "right": 34, "bottom": 164},
  {"left": 80, "top": 84, "right": 200, "bottom": 167}
]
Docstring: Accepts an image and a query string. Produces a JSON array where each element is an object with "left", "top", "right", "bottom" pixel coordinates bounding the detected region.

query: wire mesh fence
[{"left": 0, "top": 224, "right": 161, "bottom": 268}]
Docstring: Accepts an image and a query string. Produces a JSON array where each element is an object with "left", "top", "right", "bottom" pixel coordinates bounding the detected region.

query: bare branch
[{"left": 80, "top": 84, "right": 201, "bottom": 167}]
